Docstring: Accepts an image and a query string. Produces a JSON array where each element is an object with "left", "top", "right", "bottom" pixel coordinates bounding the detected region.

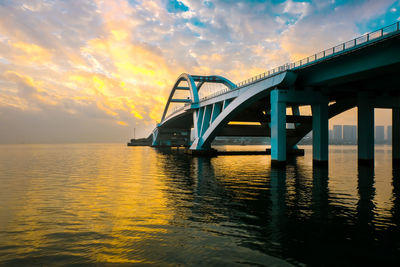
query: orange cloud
[
  {"left": 200, "top": 53, "right": 223, "bottom": 62},
  {"left": 2, "top": 71, "right": 58, "bottom": 107},
  {"left": 117, "top": 120, "right": 128, "bottom": 126},
  {"left": 11, "top": 41, "right": 52, "bottom": 64},
  {"left": 68, "top": 70, "right": 149, "bottom": 122}
]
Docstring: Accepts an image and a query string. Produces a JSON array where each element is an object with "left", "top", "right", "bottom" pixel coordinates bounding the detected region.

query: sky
[{"left": 0, "top": 0, "right": 399, "bottom": 143}]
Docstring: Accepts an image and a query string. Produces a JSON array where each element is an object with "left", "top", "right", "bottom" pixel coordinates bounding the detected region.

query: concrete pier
[
  {"left": 312, "top": 103, "right": 329, "bottom": 166},
  {"left": 357, "top": 100, "right": 375, "bottom": 165},
  {"left": 270, "top": 89, "right": 287, "bottom": 166}
]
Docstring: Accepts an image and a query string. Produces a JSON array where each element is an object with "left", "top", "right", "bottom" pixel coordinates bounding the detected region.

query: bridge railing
[
  {"left": 235, "top": 21, "right": 400, "bottom": 89},
  {"left": 164, "top": 22, "right": 400, "bottom": 122},
  {"left": 163, "top": 105, "right": 187, "bottom": 121}
]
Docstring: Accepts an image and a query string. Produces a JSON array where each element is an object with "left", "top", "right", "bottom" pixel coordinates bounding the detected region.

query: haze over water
[{"left": 0, "top": 144, "right": 399, "bottom": 266}]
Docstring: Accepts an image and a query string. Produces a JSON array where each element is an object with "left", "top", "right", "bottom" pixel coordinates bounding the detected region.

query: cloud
[
  {"left": 166, "top": 0, "right": 189, "bottom": 13},
  {"left": 11, "top": 41, "right": 53, "bottom": 64},
  {"left": 0, "top": 0, "right": 397, "bottom": 143},
  {"left": 2, "top": 71, "right": 57, "bottom": 108},
  {"left": 279, "top": 0, "right": 397, "bottom": 61},
  {"left": 283, "top": 0, "right": 310, "bottom": 19}
]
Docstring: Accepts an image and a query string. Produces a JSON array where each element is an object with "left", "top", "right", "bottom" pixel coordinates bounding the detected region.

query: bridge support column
[
  {"left": 189, "top": 106, "right": 214, "bottom": 152},
  {"left": 194, "top": 108, "right": 205, "bottom": 139},
  {"left": 200, "top": 105, "right": 213, "bottom": 136},
  {"left": 393, "top": 108, "right": 400, "bottom": 165},
  {"left": 151, "top": 128, "right": 159, "bottom": 146},
  {"left": 312, "top": 102, "right": 329, "bottom": 166},
  {"left": 358, "top": 99, "right": 374, "bottom": 165},
  {"left": 271, "top": 89, "right": 286, "bottom": 166}
]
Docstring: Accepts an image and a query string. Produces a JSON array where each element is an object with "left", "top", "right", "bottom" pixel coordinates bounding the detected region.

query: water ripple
[{"left": 0, "top": 144, "right": 399, "bottom": 265}]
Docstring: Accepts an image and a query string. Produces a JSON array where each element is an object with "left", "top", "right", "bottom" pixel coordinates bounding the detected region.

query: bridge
[{"left": 148, "top": 22, "right": 400, "bottom": 166}]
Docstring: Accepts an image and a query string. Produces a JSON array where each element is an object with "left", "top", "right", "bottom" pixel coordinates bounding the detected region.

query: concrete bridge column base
[
  {"left": 393, "top": 108, "right": 400, "bottom": 165},
  {"left": 313, "top": 159, "right": 329, "bottom": 167},
  {"left": 185, "top": 148, "right": 218, "bottom": 157},
  {"left": 357, "top": 98, "right": 375, "bottom": 166},
  {"left": 270, "top": 89, "right": 286, "bottom": 166}
]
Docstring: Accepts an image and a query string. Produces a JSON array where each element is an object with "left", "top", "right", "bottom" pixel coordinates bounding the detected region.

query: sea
[{"left": 0, "top": 144, "right": 399, "bottom": 266}]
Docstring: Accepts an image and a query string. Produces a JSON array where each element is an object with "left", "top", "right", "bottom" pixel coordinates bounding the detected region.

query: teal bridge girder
[{"left": 150, "top": 22, "right": 400, "bottom": 166}]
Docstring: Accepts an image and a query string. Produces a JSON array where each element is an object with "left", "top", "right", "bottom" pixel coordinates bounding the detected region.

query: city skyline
[
  {"left": 0, "top": 0, "right": 399, "bottom": 143},
  {"left": 328, "top": 124, "right": 393, "bottom": 144}
]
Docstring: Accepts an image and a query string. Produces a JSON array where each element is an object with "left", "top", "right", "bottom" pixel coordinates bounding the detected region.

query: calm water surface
[{"left": 0, "top": 144, "right": 399, "bottom": 266}]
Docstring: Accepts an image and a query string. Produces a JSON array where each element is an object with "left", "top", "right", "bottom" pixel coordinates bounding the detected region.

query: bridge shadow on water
[{"left": 155, "top": 147, "right": 400, "bottom": 266}]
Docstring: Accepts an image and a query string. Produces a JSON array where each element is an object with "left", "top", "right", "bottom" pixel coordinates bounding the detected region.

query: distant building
[
  {"left": 333, "top": 125, "right": 342, "bottom": 143},
  {"left": 343, "top": 125, "right": 357, "bottom": 144},
  {"left": 388, "top": 125, "right": 392, "bottom": 144},
  {"left": 375, "top": 126, "right": 385, "bottom": 144},
  {"left": 329, "top": 129, "right": 333, "bottom": 142}
]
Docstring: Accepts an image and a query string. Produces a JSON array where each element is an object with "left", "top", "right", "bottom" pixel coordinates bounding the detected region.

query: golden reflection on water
[
  {"left": 326, "top": 145, "right": 395, "bottom": 227},
  {"left": 0, "top": 144, "right": 172, "bottom": 264},
  {"left": 0, "top": 144, "right": 398, "bottom": 265},
  {"left": 374, "top": 147, "right": 395, "bottom": 224}
]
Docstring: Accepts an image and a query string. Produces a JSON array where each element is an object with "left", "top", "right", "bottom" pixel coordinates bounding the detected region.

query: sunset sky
[{"left": 0, "top": 0, "right": 399, "bottom": 143}]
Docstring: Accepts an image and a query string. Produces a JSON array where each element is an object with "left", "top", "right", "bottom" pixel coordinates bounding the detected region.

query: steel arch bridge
[{"left": 147, "top": 22, "right": 400, "bottom": 166}]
